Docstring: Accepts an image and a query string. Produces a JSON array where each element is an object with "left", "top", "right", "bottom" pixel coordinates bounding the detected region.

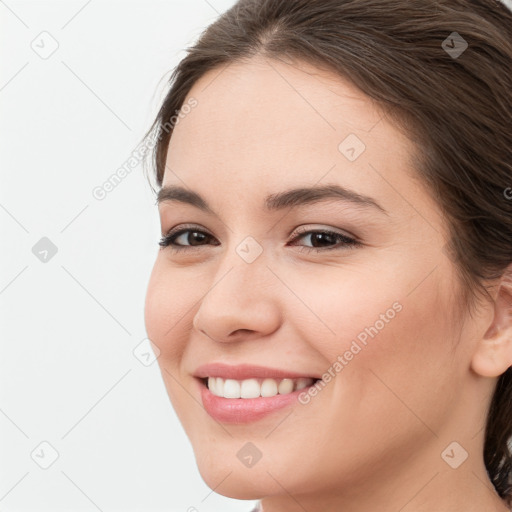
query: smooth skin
[{"left": 144, "top": 55, "right": 512, "bottom": 512}]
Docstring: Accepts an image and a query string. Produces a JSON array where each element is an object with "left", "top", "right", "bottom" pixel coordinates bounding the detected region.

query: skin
[{"left": 144, "top": 55, "right": 512, "bottom": 512}]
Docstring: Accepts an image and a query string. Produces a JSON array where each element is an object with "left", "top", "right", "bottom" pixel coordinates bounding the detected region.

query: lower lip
[{"left": 197, "top": 378, "right": 315, "bottom": 424}]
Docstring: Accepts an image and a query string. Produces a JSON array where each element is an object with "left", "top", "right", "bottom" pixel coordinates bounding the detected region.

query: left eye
[
  {"left": 159, "top": 227, "right": 361, "bottom": 253},
  {"left": 289, "top": 229, "right": 361, "bottom": 252}
]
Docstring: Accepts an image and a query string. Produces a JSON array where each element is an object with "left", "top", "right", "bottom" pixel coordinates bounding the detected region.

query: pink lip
[
  {"left": 193, "top": 362, "right": 320, "bottom": 380},
  {"left": 196, "top": 378, "right": 314, "bottom": 424}
]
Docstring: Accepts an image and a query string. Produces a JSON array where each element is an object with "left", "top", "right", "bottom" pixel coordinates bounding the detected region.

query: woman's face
[{"left": 144, "top": 56, "right": 493, "bottom": 504}]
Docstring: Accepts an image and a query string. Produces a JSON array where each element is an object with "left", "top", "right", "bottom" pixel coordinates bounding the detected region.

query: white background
[
  {"left": 1, "top": 1, "right": 511, "bottom": 511},
  {"left": 0, "top": 1, "right": 251, "bottom": 511}
]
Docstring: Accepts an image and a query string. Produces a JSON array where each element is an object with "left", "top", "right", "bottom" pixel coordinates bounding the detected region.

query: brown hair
[{"left": 144, "top": 0, "right": 512, "bottom": 503}]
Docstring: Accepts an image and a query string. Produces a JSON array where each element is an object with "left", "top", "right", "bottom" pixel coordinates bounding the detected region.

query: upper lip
[{"left": 194, "top": 363, "right": 321, "bottom": 381}]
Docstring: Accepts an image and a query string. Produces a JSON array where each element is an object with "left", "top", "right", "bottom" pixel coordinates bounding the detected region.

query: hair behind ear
[{"left": 485, "top": 367, "right": 512, "bottom": 506}]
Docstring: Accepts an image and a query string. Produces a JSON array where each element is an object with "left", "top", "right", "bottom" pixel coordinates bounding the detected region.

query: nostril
[{"left": 230, "top": 329, "right": 254, "bottom": 338}]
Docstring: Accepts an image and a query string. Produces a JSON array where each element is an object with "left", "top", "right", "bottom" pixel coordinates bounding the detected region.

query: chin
[{"left": 194, "top": 452, "right": 286, "bottom": 500}]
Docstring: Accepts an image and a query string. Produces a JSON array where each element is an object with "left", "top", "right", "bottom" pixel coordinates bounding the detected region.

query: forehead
[
  {"left": 166, "top": 56, "right": 385, "bottom": 161},
  {"left": 162, "top": 55, "right": 419, "bottom": 216}
]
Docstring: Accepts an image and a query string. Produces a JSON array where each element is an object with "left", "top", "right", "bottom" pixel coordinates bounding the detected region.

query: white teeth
[
  {"left": 215, "top": 377, "right": 224, "bottom": 397},
  {"left": 241, "top": 379, "right": 260, "bottom": 398},
  {"left": 295, "top": 377, "right": 311, "bottom": 390},
  {"left": 261, "top": 378, "right": 278, "bottom": 397},
  {"left": 278, "top": 378, "right": 294, "bottom": 394},
  {"left": 208, "top": 377, "right": 217, "bottom": 395},
  {"left": 206, "top": 376, "right": 315, "bottom": 398},
  {"left": 223, "top": 379, "right": 241, "bottom": 398}
]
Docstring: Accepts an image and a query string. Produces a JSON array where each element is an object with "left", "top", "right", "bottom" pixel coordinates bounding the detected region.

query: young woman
[{"left": 143, "top": 1, "right": 512, "bottom": 510}]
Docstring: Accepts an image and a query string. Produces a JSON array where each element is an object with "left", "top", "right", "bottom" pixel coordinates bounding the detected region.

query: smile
[
  {"left": 193, "top": 363, "right": 322, "bottom": 423},
  {"left": 195, "top": 376, "right": 322, "bottom": 424},
  {"left": 205, "top": 376, "right": 317, "bottom": 398}
]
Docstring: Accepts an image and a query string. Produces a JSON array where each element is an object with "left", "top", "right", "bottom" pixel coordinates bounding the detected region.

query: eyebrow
[{"left": 157, "top": 184, "right": 388, "bottom": 215}]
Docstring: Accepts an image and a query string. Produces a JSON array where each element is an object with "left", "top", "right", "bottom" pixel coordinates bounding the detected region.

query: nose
[{"left": 192, "top": 256, "right": 282, "bottom": 343}]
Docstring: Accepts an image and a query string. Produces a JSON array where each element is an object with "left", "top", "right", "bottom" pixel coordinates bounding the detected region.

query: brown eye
[
  {"left": 288, "top": 228, "right": 361, "bottom": 253},
  {"left": 159, "top": 227, "right": 219, "bottom": 251}
]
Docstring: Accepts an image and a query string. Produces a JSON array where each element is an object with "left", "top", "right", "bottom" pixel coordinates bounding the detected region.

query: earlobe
[{"left": 471, "top": 270, "right": 512, "bottom": 378}]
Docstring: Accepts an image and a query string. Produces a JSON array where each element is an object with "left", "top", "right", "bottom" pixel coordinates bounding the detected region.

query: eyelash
[{"left": 158, "top": 225, "right": 362, "bottom": 254}]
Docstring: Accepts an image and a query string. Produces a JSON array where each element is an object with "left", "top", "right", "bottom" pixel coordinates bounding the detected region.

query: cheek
[
  {"left": 291, "top": 254, "right": 456, "bottom": 369},
  {"left": 144, "top": 259, "right": 193, "bottom": 362},
  {"left": 295, "top": 265, "right": 459, "bottom": 429},
  {"left": 144, "top": 261, "right": 201, "bottom": 426}
]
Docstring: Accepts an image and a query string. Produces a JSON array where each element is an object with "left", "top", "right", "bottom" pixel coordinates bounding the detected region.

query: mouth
[
  {"left": 193, "top": 363, "right": 324, "bottom": 423},
  {"left": 196, "top": 374, "right": 323, "bottom": 424},
  {"left": 201, "top": 376, "right": 321, "bottom": 399}
]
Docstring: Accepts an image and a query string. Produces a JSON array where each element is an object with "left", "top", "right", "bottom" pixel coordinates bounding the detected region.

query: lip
[
  {"left": 195, "top": 377, "right": 318, "bottom": 424},
  {"left": 193, "top": 362, "right": 321, "bottom": 381}
]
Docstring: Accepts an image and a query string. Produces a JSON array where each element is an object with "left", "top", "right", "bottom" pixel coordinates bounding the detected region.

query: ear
[{"left": 471, "top": 266, "right": 512, "bottom": 378}]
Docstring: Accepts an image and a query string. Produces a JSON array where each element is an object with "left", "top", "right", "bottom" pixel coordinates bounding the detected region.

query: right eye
[{"left": 159, "top": 226, "right": 219, "bottom": 252}]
